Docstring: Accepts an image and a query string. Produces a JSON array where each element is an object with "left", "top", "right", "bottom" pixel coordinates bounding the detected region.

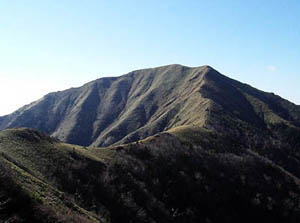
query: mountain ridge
[{"left": 0, "top": 64, "right": 299, "bottom": 147}]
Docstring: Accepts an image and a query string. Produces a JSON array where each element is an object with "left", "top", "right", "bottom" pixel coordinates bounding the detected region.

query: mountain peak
[{"left": 0, "top": 65, "right": 299, "bottom": 146}]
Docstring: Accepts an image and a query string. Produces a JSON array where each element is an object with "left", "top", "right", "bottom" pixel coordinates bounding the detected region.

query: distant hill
[{"left": 0, "top": 64, "right": 299, "bottom": 147}]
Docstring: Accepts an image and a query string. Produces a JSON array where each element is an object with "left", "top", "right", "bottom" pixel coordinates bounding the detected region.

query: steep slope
[
  {"left": 0, "top": 64, "right": 299, "bottom": 148},
  {"left": 1, "top": 128, "right": 300, "bottom": 223}
]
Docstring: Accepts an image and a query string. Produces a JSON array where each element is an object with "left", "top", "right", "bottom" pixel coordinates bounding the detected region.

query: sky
[{"left": 0, "top": 0, "right": 300, "bottom": 115}]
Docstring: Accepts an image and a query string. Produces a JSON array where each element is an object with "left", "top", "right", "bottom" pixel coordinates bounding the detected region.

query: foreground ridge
[{"left": 0, "top": 125, "right": 300, "bottom": 222}]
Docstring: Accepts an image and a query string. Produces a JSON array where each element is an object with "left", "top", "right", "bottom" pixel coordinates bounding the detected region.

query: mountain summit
[{"left": 0, "top": 64, "right": 299, "bottom": 147}]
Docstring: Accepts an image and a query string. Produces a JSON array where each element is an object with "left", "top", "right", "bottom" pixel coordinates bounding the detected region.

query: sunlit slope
[{"left": 0, "top": 65, "right": 211, "bottom": 146}]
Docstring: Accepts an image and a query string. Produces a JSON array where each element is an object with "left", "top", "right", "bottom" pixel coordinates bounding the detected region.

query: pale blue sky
[{"left": 1, "top": 0, "right": 299, "bottom": 115}]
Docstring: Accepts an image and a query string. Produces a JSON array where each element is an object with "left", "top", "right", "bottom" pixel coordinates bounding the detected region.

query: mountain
[
  {"left": 1, "top": 64, "right": 300, "bottom": 222},
  {"left": 1, "top": 64, "right": 299, "bottom": 147}
]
